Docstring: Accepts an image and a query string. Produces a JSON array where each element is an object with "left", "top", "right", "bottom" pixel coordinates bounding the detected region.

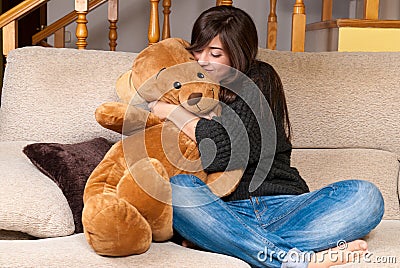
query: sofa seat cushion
[
  {"left": 0, "top": 233, "right": 251, "bottom": 267},
  {"left": 341, "top": 220, "right": 400, "bottom": 267},
  {"left": 0, "top": 141, "right": 75, "bottom": 238},
  {"left": 291, "top": 148, "right": 400, "bottom": 220}
]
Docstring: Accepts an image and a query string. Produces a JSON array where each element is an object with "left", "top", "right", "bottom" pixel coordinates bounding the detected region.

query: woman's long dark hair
[{"left": 188, "top": 5, "right": 292, "bottom": 141}]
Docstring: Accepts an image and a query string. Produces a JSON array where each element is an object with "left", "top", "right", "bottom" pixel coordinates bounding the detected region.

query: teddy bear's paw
[
  {"left": 95, "top": 102, "right": 129, "bottom": 134},
  {"left": 206, "top": 169, "right": 244, "bottom": 197},
  {"left": 82, "top": 193, "right": 152, "bottom": 256}
]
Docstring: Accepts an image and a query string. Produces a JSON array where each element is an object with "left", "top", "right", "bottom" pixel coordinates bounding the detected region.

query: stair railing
[
  {"left": 0, "top": 0, "right": 49, "bottom": 57},
  {"left": 1, "top": 0, "right": 234, "bottom": 58},
  {"left": 32, "top": 0, "right": 108, "bottom": 49}
]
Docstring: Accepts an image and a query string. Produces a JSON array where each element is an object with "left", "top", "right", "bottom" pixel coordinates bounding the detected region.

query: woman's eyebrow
[{"left": 209, "top": 46, "right": 223, "bottom": 50}]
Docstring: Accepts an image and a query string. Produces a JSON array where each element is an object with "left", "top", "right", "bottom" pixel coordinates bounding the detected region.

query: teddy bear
[{"left": 82, "top": 38, "right": 243, "bottom": 257}]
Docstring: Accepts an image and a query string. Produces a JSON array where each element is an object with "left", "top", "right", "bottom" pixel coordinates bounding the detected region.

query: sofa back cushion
[
  {"left": 292, "top": 148, "right": 399, "bottom": 219},
  {"left": 257, "top": 49, "right": 400, "bottom": 157},
  {"left": 0, "top": 47, "right": 137, "bottom": 143}
]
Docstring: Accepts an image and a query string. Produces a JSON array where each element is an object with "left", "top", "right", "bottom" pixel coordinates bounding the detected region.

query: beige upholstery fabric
[
  {"left": 257, "top": 49, "right": 400, "bottom": 157},
  {"left": 340, "top": 221, "right": 400, "bottom": 267},
  {"left": 0, "top": 234, "right": 251, "bottom": 267},
  {"left": 0, "top": 47, "right": 135, "bottom": 143},
  {"left": 292, "top": 148, "right": 400, "bottom": 219},
  {"left": 0, "top": 141, "right": 75, "bottom": 237}
]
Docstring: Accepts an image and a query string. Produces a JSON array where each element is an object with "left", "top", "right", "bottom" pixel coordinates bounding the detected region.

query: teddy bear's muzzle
[{"left": 187, "top": 92, "right": 202, "bottom": 106}]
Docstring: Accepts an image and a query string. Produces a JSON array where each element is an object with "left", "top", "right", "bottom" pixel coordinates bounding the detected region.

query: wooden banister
[
  {"left": 148, "top": 0, "right": 160, "bottom": 45},
  {"left": 108, "top": 0, "right": 118, "bottom": 51},
  {"left": 32, "top": 0, "right": 106, "bottom": 45},
  {"left": 0, "top": 0, "right": 49, "bottom": 56},
  {"left": 364, "top": 0, "right": 380, "bottom": 20},
  {"left": 216, "top": 0, "right": 233, "bottom": 5},
  {"left": 162, "top": 0, "right": 171, "bottom": 40},
  {"left": 291, "top": 0, "right": 306, "bottom": 52},
  {"left": 321, "top": 0, "right": 332, "bottom": 21},
  {"left": 267, "top": 0, "right": 277, "bottom": 50},
  {"left": 0, "top": 0, "right": 48, "bottom": 28}
]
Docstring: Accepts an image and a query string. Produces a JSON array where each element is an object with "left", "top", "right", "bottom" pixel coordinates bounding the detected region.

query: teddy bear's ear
[
  {"left": 174, "top": 38, "right": 190, "bottom": 48},
  {"left": 116, "top": 69, "right": 146, "bottom": 105}
]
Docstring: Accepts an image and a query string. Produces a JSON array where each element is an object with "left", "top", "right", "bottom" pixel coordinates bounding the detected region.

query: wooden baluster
[
  {"left": 321, "top": 0, "right": 332, "bottom": 21},
  {"left": 162, "top": 0, "right": 171, "bottom": 40},
  {"left": 2, "top": 20, "right": 18, "bottom": 57},
  {"left": 108, "top": 0, "right": 118, "bottom": 51},
  {"left": 54, "top": 27, "right": 65, "bottom": 48},
  {"left": 267, "top": 0, "right": 277, "bottom": 50},
  {"left": 75, "top": 0, "right": 89, "bottom": 49},
  {"left": 291, "top": 0, "right": 306, "bottom": 52},
  {"left": 216, "top": 0, "right": 233, "bottom": 6},
  {"left": 148, "top": 0, "right": 160, "bottom": 45},
  {"left": 364, "top": 0, "right": 379, "bottom": 19}
]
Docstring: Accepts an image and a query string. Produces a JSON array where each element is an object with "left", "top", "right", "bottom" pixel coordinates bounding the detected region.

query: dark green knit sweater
[{"left": 195, "top": 60, "right": 309, "bottom": 201}]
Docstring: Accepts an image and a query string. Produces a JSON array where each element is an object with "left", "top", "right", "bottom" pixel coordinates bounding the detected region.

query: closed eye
[{"left": 156, "top": 67, "right": 166, "bottom": 79}]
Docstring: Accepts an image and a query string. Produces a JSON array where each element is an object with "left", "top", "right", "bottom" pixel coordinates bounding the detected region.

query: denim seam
[{"left": 260, "top": 187, "right": 331, "bottom": 230}]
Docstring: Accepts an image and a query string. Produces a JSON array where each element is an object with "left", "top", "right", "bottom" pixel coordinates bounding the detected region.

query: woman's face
[{"left": 192, "top": 35, "right": 232, "bottom": 82}]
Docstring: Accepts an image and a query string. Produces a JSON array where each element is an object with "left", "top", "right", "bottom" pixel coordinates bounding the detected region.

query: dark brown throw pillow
[{"left": 22, "top": 137, "right": 113, "bottom": 233}]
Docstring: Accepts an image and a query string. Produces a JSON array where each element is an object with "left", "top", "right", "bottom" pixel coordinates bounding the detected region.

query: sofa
[{"left": 0, "top": 46, "right": 398, "bottom": 267}]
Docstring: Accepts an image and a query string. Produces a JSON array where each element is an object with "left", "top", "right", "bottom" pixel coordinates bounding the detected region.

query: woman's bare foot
[
  {"left": 182, "top": 239, "right": 200, "bottom": 249},
  {"left": 308, "top": 240, "right": 368, "bottom": 268}
]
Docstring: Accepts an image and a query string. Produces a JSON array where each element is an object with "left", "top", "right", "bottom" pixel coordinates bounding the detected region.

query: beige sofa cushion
[
  {"left": 292, "top": 148, "right": 400, "bottom": 220},
  {"left": 257, "top": 49, "right": 400, "bottom": 157},
  {"left": 0, "top": 233, "right": 251, "bottom": 267},
  {"left": 0, "top": 141, "right": 75, "bottom": 237},
  {"left": 0, "top": 47, "right": 136, "bottom": 144}
]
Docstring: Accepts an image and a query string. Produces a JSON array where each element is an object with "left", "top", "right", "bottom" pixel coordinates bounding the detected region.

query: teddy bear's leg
[
  {"left": 82, "top": 193, "right": 152, "bottom": 256},
  {"left": 117, "top": 157, "right": 173, "bottom": 242},
  {"left": 82, "top": 141, "right": 154, "bottom": 256}
]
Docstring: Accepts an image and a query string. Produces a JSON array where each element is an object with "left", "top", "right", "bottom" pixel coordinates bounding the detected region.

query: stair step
[
  {"left": 305, "top": 19, "right": 400, "bottom": 52},
  {"left": 306, "top": 19, "right": 400, "bottom": 31}
]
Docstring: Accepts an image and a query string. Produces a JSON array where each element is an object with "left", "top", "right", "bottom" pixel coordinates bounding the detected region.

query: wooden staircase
[
  {"left": 266, "top": 0, "right": 400, "bottom": 52},
  {"left": 305, "top": 0, "right": 400, "bottom": 52},
  {"left": 0, "top": 0, "right": 235, "bottom": 58}
]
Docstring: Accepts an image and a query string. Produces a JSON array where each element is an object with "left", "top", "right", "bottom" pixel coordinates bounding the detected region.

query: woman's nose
[{"left": 196, "top": 52, "right": 209, "bottom": 66}]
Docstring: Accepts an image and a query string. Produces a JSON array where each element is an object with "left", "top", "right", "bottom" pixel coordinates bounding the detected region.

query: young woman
[{"left": 149, "top": 6, "right": 384, "bottom": 268}]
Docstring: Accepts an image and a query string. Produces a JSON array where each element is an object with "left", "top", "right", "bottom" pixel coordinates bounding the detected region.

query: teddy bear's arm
[{"left": 95, "top": 102, "right": 163, "bottom": 134}]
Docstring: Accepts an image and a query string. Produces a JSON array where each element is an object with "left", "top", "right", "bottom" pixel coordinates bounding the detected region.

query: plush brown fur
[{"left": 82, "top": 38, "right": 242, "bottom": 257}]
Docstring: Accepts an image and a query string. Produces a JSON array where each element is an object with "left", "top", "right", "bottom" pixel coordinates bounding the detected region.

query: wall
[{"left": 47, "top": 0, "right": 397, "bottom": 52}]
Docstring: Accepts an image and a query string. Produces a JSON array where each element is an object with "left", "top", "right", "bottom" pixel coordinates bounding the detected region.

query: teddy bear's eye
[
  {"left": 173, "top": 81, "right": 182, "bottom": 89},
  {"left": 197, "top": 72, "right": 205, "bottom": 79}
]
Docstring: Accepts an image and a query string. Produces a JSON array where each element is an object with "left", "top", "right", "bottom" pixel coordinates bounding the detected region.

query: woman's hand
[
  {"left": 148, "top": 101, "right": 178, "bottom": 120},
  {"left": 148, "top": 101, "right": 201, "bottom": 141}
]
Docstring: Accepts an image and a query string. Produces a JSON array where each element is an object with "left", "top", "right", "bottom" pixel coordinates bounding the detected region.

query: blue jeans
[{"left": 170, "top": 175, "right": 384, "bottom": 268}]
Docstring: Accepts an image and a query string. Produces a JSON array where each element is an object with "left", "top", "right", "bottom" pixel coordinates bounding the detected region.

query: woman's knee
[
  {"left": 348, "top": 180, "right": 383, "bottom": 208},
  {"left": 334, "top": 179, "right": 384, "bottom": 221},
  {"left": 357, "top": 180, "right": 384, "bottom": 217}
]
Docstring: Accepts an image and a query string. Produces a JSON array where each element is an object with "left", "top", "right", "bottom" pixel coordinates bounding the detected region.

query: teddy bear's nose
[{"left": 187, "top": 93, "right": 203, "bottom": 106}]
